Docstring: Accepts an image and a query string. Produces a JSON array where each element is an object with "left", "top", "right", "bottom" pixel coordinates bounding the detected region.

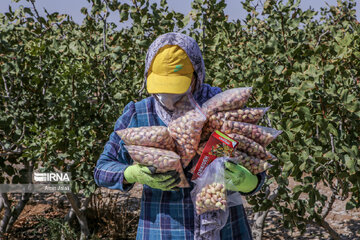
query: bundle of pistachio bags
[{"left": 117, "top": 87, "right": 282, "bottom": 189}]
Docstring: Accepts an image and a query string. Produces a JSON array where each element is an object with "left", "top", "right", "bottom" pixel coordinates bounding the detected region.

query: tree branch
[
  {"left": 2, "top": 75, "right": 11, "bottom": 101},
  {"left": 66, "top": 193, "right": 90, "bottom": 240},
  {"left": 264, "top": 114, "right": 272, "bottom": 128},
  {"left": 0, "top": 197, "right": 3, "bottom": 212},
  {"left": 320, "top": 219, "right": 342, "bottom": 240},
  {"left": 321, "top": 191, "right": 336, "bottom": 219},
  {"left": 202, "top": 4, "right": 206, "bottom": 53},
  {"left": 0, "top": 149, "right": 23, "bottom": 156},
  {"left": 252, "top": 210, "right": 269, "bottom": 240},
  {"left": 4, "top": 161, "right": 34, "bottom": 232},
  {"left": 252, "top": 184, "right": 280, "bottom": 240},
  {"left": 315, "top": 159, "right": 334, "bottom": 173},
  {"left": 307, "top": 219, "right": 341, "bottom": 240},
  {"left": 315, "top": 30, "right": 330, "bottom": 48},
  {"left": 330, "top": 133, "right": 335, "bottom": 153},
  {"left": 5, "top": 193, "right": 32, "bottom": 232},
  {"left": 101, "top": 0, "right": 108, "bottom": 52},
  {"left": 30, "top": 0, "right": 43, "bottom": 27}
]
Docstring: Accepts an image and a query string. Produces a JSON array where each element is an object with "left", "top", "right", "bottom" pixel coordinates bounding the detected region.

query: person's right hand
[{"left": 124, "top": 164, "right": 180, "bottom": 191}]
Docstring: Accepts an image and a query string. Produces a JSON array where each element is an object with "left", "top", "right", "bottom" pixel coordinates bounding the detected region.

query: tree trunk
[
  {"left": 251, "top": 185, "right": 279, "bottom": 240},
  {"left": 65, "top": 193, "right": 91, "bottom": 240},
  {"left": 5, "top": 192, "right": 32, "bottom": 232},
  {"left": 0, "top": 194, "right": 11, "bottom": 233},
  {"left": 64, "top": 207, "right": 76, "bottom": 223},
  {"left": 306, "top": 219, "right": 342, "bottom": 240},
  {"left": 0, "top": 197, "right": 3, "bottom": 211},
  {"left": 319, "top": 219, "right": 341, "bottom": 240},
  {"left": 252, "top": 210, "right": 270, "bottom": 240}
]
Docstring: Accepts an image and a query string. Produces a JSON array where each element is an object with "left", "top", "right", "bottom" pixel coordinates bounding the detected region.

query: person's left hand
[{"left": 224, "top": 162, "right": 259, "bottom": 193}]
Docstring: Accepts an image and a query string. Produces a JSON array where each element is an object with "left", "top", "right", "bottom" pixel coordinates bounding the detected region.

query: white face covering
[
  {"left": 155, "top": 93, "right": 186, "bottom": 111},
  {"left": 154, "top": 77, "right": 195, "bottom": 113}
]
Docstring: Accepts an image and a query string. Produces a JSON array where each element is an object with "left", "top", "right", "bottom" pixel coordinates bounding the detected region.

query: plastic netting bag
[
  {"left": 125, "top": 145, "right": 190, "bottom": 188},
  {"left": 200, "top": 107, "right": 269, "bottom": 141},
  {"left": 227, "top": 133, "right": 273, "bottom": 160},
  {"left": 168, "top": 89, "right": 207, "bottom": 168},
  {"left": 201, "top": 87, "right": 252, "bottom": 116},
  {"left": 191, "top": 157, "right": 243, "bottom": 240},
  {"left": 116, "top": 126, "right": 175, "bottom": 151},
  {"left": 231, "top": 150, "right": 273, "bottom": 174},
  {"left": 222, "top": 107, "right": 269, "bottom": 124},
  {"left": 221, "top": 121, "right": 282, "bottom": 147}
]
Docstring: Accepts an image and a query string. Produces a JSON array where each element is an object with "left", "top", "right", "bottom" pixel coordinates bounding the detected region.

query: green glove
[
  {"left": 224, "top": 162, "right": 258, "bottom": 193},
  {"left": 124, "top": 164, "right": 180, "bottom": 191}
]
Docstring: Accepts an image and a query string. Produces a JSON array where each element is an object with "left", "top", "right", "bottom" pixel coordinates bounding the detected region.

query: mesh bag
[
  {"left": 221, "top": 121, "right": 282, "bottom": 147},
  {"left": 201, "top": 87, "right": 252, "bottom": 116},
  {"left": 116, "top": 126, "right": 175, "bottom": 151},
  {"left": 191, "top": 157, "right": 243, "bottom": 240},
  {"left": 168, "top": 89, "right": 207, "bottom": 168},
  {"left": 125, "top": 145, "right": 190, "bottom": 188}
]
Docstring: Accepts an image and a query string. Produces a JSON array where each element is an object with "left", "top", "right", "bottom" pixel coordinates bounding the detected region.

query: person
[{"left": 94, "top": 32, "right": 266, "bottom": 240}]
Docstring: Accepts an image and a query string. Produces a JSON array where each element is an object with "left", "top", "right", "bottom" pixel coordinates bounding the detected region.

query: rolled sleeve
[{"left": 93, "top": 101, "right": 136, "bottom": 192}]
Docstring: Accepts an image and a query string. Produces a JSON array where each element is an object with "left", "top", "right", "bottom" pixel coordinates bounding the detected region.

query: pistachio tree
[{"left": 1, "top": 0, "right": 359, "bottom": 239}]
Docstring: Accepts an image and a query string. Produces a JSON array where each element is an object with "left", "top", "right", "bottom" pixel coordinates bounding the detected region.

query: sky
[{"left": 0, "top": 0, "right": 359, "bottom": 27}]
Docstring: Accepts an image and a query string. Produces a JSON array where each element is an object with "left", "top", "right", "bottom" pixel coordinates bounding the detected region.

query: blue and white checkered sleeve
[{"left": 93, "top": 101, "right": 136, "bottom": 192}]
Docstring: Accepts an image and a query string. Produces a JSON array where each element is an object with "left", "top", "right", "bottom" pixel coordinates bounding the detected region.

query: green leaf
[
  {"left": 114, "top": 92, "right": 122, "bottom": 100},
  {"left": 274, "top": 65, "right": 284, "bottom": 75},
  {"left": 183, "top": 13, "right": 190, "bottom": 26},
  {"left": 58, "top": 153, "right": 70, "bottom": 159},
  {"left": 141, "top": 14, "right": 148, "bottom": 24},
  {"left": 263, "top": 37, "right": 276, "bottom": 54},
  {"left": 120, "top": 10, "right": 128, "bottom": 22},
  {"left": 15, "top": 128, "right": 22, "bottom": 135},
  {"left": 327, "top": 123, "right": 338, "bottom": 137},
  {"left": 345, "top": 102, "right": 360, "bottom": 113},
  {"left": 345, "top": 155, "right": 355, "bottom": 174},
  {"left": 340, "top": 32, "right": 353, "bottom": 47},
  {"left": 324, "top": 64, "right": 334, "bottom": 72},
  {"left": 346, "top": 201, "right": 356, "bottom": 210},
  {"left": 323, "top": 151, "right": 335, "bottom": 159},
  {"left": 299, "top": 81, "right": 315, "bottom": 91},
  {"left": 353, "top": 51, "right": 360, "bottom": 59},
  {"left": 299, "top": 161, "right": 306, "bottom": 171},
  {"left": 287, "top": 87, "right": 299, "bottom": 95},
  {"left": 283, "top": 161, "right": 294, "bottom": 172}
]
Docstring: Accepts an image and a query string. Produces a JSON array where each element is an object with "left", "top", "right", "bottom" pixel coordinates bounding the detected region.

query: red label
[{"left": 191, "top": 130, "right": 238, "bottom": 180}]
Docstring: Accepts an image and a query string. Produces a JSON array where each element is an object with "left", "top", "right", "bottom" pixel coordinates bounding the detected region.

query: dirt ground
[
  {"left": 126, "top": 180, "right": 360, "bottom": 239},
  {"left": 1, "top": 179, "right": 359, "bottom": 240}
]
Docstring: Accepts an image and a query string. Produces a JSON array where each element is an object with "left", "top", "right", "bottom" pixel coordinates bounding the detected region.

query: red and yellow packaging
[{"left": 191, "top": 130, "right": 238, "bottom": 180}]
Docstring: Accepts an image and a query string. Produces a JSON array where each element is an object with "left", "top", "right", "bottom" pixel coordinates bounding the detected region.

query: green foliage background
[{"left": 1, "top": 0, "right": 359, "bottom": 234}]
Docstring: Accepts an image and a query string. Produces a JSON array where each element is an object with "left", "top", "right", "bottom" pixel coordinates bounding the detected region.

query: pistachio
[
  {"left": 116, "top": 126, "right": 175, "bottom": 151},
  {"left": 232, "top": 150, "right": 273, "bottom": 174},
  {"left": 202, "top": 87, "right": 252, "bottom": 116},
  {"left": 195, "top": 182, "right": 227, "bottom": 215},
  {"left": 124, "top": 145, "right": 190, "bottom": 188},
  {"left": 168, "top": 109, "right": 206, "bottom": 167},
  {"left": 227, "top": 133, "right": 273, "bottom": 160},
  {"left": 221, "top": 121, "right": 281, "bottom": 147}
]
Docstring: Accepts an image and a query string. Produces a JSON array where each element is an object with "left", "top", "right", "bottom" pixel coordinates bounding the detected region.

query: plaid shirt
[{"left": 94, "top": 84, "right": 266, "bottom": 240}]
